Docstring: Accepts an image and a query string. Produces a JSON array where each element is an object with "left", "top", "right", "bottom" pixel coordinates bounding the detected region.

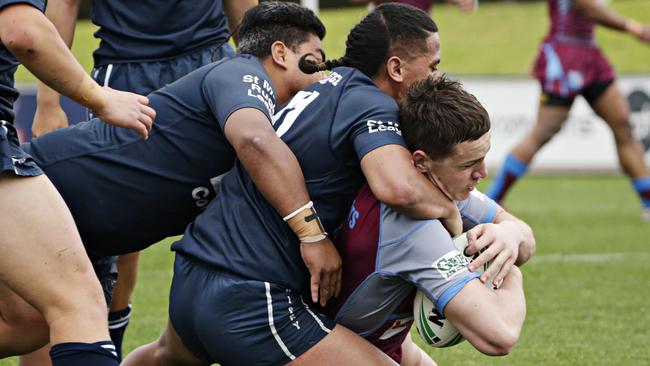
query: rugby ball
[{"left": 413, "top": 232, "right": 486, "bottom": 347}]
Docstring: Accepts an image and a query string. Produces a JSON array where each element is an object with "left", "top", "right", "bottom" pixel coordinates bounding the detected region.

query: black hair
[
  {"left": 300, "top": 3, "right": 437, "bottom": 77},
  {"left": 399, "top": 75, "right": 491, "bottom": 160},
  {"left": 236, "top": 1, "right": 326, "bottom": 58}
]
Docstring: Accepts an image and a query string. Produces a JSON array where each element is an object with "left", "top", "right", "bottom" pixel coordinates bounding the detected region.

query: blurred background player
[
  {"left": 125, "top": 4, "right": 465, "bottom": 366},
  {"left": 2, "top": 1, "right": 333, "bottom": 363},
  {"left": 350, "top": 0, "right": 476, "bottom": 13},
  {"left": 0, "top": 1, "right": 154, "bottom": 365},
  {"left": 487, "top": 0, "right": 650, "bottom": 220},
  {"left": 28, "top": 1, "right": 257, "bottom": 362},
  {"left": 324, "top": 76, "right": 535, "bottom": 365}
]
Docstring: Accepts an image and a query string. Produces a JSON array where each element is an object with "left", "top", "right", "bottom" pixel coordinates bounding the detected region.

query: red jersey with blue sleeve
[
  {"left": 172, "top": 67, "right": 406, "bottom": 293},
  {"left": 324, "top": 183, "right": 498, "bottom": 363}
]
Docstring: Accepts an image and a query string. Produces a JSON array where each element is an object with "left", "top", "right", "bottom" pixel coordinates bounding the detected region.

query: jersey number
[{"left": 272, "top": 90, "right": 320, "bottom": 137}]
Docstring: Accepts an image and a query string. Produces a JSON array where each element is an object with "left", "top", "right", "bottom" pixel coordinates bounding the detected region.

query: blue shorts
[
  {"left": 170, "top": 254, "right": 334, "bottom": 366},
  {"left": 89, "top": 42, "right": 234, "bottom": 113},
  {"left": 1, "top": 120, "right": 42, "bottom": 177}
]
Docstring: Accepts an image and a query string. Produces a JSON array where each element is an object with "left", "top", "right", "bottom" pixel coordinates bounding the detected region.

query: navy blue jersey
[
  {"left": 172, "top": 67, "right": 406, "bottom": 292},
  {"left": 0, "top": 0, "right": 45, "bottom": 123},
  {"left": 91, "top": 0, "right": 229, "bottom": 66},
  {"left": 26, "top": 55, "right": 275, "bottom": 257}
]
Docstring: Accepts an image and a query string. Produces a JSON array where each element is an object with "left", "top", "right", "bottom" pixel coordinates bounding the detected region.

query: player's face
[
  {"left": 287, "top": 33, "right": 326, "bottom": 90},
  {"left": 422, "top": 132, "right": 490, "bottom": 201},
  {"left": 400, "top": 32, "right": 441, "bottom": 92}
]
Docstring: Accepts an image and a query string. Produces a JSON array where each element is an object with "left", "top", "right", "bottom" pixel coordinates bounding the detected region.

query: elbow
[
  {"left": 1, "top": 26, "right": 36, "bottom": 56},
  {"left": 477, "top": 327, "right": 520, "bottom": 356},
  {"left": 233, "top": 129, "right": 274, "bottom": 155},
  {"left": 374, "top": 182, "right": 419, "bottom": 210}
]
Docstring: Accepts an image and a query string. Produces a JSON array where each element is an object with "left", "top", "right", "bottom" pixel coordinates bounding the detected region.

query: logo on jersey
[
  {"left": 347, "top": 201, "right": 359, "bottom": 229},
  {"left": 378, "top": 317, "right": 413, "bottom": 340},
  {"left": 318, "top": 71, "right": 343, "bottom": 86},
  {"left": 242, "top": 74, "right": 275, "bottom": 117},
  {"left": 433, "top": 250, "right": 470, "bottom": 279},
  {"left": 367, "top": 120, "right": 401, "bottom": 135}
]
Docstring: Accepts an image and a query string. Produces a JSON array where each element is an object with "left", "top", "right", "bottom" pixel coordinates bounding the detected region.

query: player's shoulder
[
  {"left": 335, "top": 67, "right": 397, "bottom": 111},
  {"left": 379, "top": 205, "right": 446, "bottom": 246}
]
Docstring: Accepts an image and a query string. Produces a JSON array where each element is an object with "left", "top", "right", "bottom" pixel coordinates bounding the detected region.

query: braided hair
[
  {"left": 236, "top": 1, "right": 326, "bottom": 58},
  {"left": 300, "top": 3, "right": 438, "bottom": 78}
]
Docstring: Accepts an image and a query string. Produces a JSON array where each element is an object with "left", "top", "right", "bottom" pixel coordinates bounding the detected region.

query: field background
[{"left": 5, "top": 1, "right": 650, "bottom": 365}]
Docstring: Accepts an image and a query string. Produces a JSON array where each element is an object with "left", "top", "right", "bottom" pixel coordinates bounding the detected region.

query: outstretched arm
[
  {"left": 361, "top": 144, "right": 463, "bottom": 236},
  {"left": 445, "top": 266, "right": 526, "bottom": 356},
  {"left": 574, "top": 0, "right": 650, "bottom": 42},
  {"left": 32, "top": 0, "right": 80, "bottom": 137},
  {"left": 0, "top": 4, "right": 155, "bottom": 138},
  {"left": 224, "top": 108, "right": 341, "bottom": 306}
]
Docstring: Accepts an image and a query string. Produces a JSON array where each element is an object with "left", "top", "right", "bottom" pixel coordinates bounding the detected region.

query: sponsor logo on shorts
[
  {"left": 286, "top": 289, "right": 300, "bottom": 331},
  {"left": 433, "top": 250, "right": 470, "bottom": 279}
]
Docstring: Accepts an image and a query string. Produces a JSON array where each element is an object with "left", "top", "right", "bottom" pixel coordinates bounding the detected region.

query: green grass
[
  {"left": 2, "top": 175, "right": 649, "bottom": 365},
  {"left": 13, "top": 0, "right": 650, "bottom": 83}
]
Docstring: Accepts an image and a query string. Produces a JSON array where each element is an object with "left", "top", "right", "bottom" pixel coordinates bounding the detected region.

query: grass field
[
  {"left": 4, "top": 1, "right": 650, "bottom": 365},
  {"left": 2, "top": 175, "right": 649, "bottom": 366},
  {"left": 13, "top": 0, "right": 650, "bottom": 83}
]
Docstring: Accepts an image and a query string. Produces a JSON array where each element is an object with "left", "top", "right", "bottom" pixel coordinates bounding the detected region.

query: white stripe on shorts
[
  {"left": 103, "top": 64, "right": 114, "bottom": 87},
  {"left": 300, "top": 297, "right": 332, "bottom": 334},
  {"left": 265, "top": 282, "right": 296, "bottom": 360}
]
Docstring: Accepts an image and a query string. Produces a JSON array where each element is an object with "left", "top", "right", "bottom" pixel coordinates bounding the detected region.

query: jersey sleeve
[
  {"left": 457, "top": 189, "right": 499, "bottom": 231},
  {"left": 378, "top": 210, "right": 479, "bottom": 315},
  {"left": 0, "top": 0, "right": 44, "bottom": 11},
  {"left": 201, "top": 60, "right": 276, "bottom": 131},
  {"left": 339, "top": 86, "right": 406, "bottom": 160}
]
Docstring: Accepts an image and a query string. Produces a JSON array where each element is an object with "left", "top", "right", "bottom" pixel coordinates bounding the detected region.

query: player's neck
[{"left": 260, "top": 59, "right": 291, "bottom": 106}]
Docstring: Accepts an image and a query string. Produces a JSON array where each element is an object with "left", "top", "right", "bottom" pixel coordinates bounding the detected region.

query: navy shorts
[
  {"left": 89, "top": 42, "right": 235, "bottom": 115},
  {"left": 1, "top": 120, "right": 42, "bottom": 177},
  {"left": 170, "top": 254, "right": 334, "bottom": 366}
]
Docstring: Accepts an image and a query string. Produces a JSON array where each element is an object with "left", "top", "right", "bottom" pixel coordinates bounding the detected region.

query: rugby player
[
  {"left": 487, "top": 0, "right": 650, "bottom": 220},
  {"left": 1, "top": 1, "right": 333, "bottom": 359},
  {"left": 30, "top": 0, "right": 256, "bottom": 361},
  {"left": 125, "top": 4, "right": 465, "bottom": 366},
  {"left": 325, "top": 76, "right": 535, "bottom": 365},
  {"left": 0, "top": 1, "right": 154, "bottom": 365}
]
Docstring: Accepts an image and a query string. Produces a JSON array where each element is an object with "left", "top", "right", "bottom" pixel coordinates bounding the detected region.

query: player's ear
[
  {"left": 270, "top": 41, "right": 289, "bottom": 70},
  {"left": 385, "top": 55, "right": 403, "bottom": 83},
  {"left": 412, "top": 150, "right": 429, "bottom": 173}
]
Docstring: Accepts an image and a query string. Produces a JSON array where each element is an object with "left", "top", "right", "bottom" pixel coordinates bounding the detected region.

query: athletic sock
[
  {"left": 49, "top": 341, "right": 118, "bottom": 366},
  {"left": 108, "top": 304, "right": 132, "bottom": 361},
  {"left": 632, "top": 177, "right": 650, "bottom": 220},
  {"left": 486, "top": 153, "right": 529, "bottom": 203}
]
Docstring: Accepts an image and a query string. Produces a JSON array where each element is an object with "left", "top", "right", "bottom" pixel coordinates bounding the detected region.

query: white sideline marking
[{"left": 530, "top": 252, "right": 650, "bottom": 264}]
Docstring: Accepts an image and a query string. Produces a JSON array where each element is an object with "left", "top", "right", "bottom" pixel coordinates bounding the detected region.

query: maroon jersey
[{"left": 547, "top": 0, "right": 595, "bottom": 43}]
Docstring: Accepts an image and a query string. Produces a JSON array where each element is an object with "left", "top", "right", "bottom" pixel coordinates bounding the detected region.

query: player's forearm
[
  {"left": 36, "top": 0, "right": 81, "bottom": 109},
  {"left": 448, "top": 267, "right": 526, "bottom": 356},
  {"left": 574, "top": 0, "right": 630, "bottom": 33},
  {"left": 227, "top": 111, "right": 310, "bottom": 217},
  {"left": 223, "top": 0, "right": 258, "bottom": 44},
  {"left": 0, "top": 5, "right": 106, "bottom": 112},
  {"left": 493, "top": 209, "right": 536, "bottom": 265},
  {"left": 362, "top": 145, "right": 457, "bottom": 219}
]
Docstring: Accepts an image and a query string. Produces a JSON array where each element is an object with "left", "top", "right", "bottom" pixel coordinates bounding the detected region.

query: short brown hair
[{"left": 398, "top": 75, "right": 490, "bottom": 160}]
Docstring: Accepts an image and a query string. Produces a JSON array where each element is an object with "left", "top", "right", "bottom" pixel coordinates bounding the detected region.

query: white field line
[{"left": 529, "top": 252, "right": 650, "bottom": 264}]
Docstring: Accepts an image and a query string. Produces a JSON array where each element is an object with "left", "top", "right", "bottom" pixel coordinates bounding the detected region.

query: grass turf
[{"left": 2, "top": 175, "right": 649, "bottom": 365}]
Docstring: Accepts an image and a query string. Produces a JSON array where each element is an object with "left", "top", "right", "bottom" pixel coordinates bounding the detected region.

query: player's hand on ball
[
  {"left": 465, "top": 222, "right": 522, "bottom": 287},
  {"left": 300, "top": 237, "right": 342, "bottom": 306},
  {"left": 94, "top": 86, "right": 156, "bottom": 139}
]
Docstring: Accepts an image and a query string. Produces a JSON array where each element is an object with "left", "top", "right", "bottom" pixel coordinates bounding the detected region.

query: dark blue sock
[
  {"left": 108, "top": 304, "right": 132, "bottom": 361},
  {"left": 50, "top": 341, "right": 118, "bottom": 366}
]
